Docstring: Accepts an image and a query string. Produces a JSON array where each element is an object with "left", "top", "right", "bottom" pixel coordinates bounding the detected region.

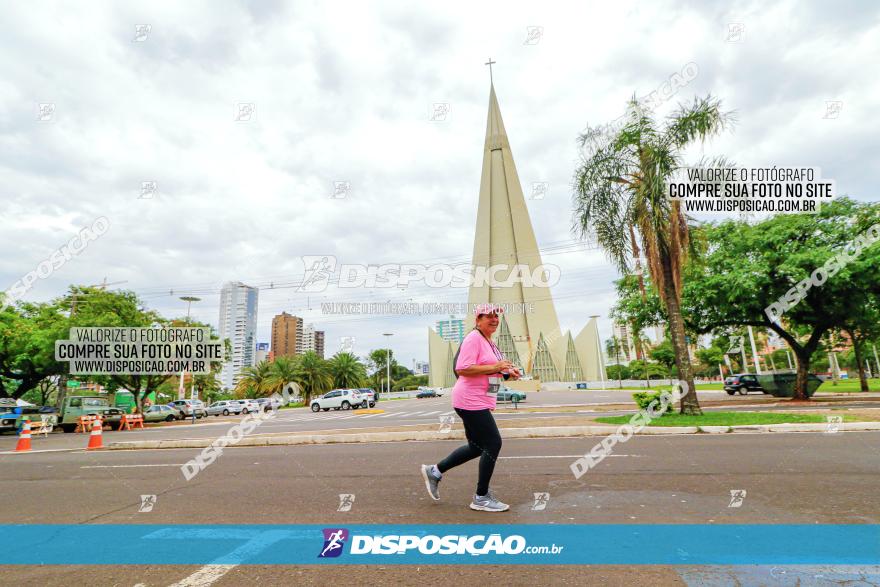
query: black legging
[{"left": 436, "top": 408, "right": 502, "bottom": 496}]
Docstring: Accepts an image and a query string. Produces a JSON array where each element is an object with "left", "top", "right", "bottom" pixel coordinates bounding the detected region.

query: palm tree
[
  {"left": 328, "top": 352, "right": 367, "bottom": 389},
  {"left": 605, "top": 336, "right": 624, "bottom": 388},
  {"left": 265, "top": 356, "right": 300, "bottom": 396},
  {"left": 295, "top": 351, "right": 333, "bottom": 405},
  {"left": 574, "top": 95, "right": 734, "bottom": 414},
  {"left": 235, "top": 361, "right": 272, "bottom": 399}
]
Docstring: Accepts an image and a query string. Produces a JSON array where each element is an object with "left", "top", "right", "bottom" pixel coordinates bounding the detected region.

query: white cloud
[{"left": 0, "top": 0, "right": 877, "bottom": 366}]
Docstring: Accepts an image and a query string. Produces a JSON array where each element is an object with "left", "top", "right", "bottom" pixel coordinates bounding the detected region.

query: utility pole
[
  {"left": 383, "top": 333, "right": 393, "bottom": 395},
  {"left": 180, "top": 296, "right": 201, "bottom": 420},
  {"left": 873, "top": 344, "right": 880, "bottom": 377}
]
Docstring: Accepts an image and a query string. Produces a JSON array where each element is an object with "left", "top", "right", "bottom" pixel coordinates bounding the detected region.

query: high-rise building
[
  {"left": 611, "top": 322, "right": 638, "bottom": 363},
  {"left": 428, "top": 81, "right": 605, "bottom": 385},
  {"left": 436, "top": 317, "right": 466, "bottom": 343},
  {"left": 299, "top": 324, "right": 326, "bottom": 358},
  {"left": 272, "top": 312, "right": 302, "bottom": 358},
  {"left": 255, "top": 342, "right": 270, "bottom": 365},
  {"left": 315, "top": 330, "right": 325, "bottom": 359},
  {"left": 218, "top": 281, "right": 259, "bottom": 390}
]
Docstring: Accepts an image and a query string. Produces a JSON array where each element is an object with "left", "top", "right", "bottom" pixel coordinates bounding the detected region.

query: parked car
[
  {"left": 311, "top": 389, "right": 367, "bottom": 412},
  {"left": 171, "top": 399, "right": 208, "bottom": 418},
  {"left": 144, "top": 405, "right": 181, "bottom": 423},
  {"left": 416, "top": 388, "right": 441, "bottom": 398},
  {"left": 724, "top": 374, "right": 767, "bottom": 395},
  {"left": 234, "top": 399, "right": 262, "bottom": 414},
  {"left": 207, "top": 400, "right": 244, "bottom": 417},
  {"left": 356, "top": 388, "right": 377, "bottom": 408},
  {"left": 165, "top": 403, "right": 186, "bottom": 419},
  {"left": 497, "top": 388, "right": 527, "bottom": 403},
  {"left": 254, "top": 397, "right": 283, "bottom": 412},
  {"left": 58, "top": 396, "right": 125, "bottom": 433}
]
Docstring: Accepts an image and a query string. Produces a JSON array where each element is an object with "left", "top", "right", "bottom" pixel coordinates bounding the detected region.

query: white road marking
[
  {"left": 499, "top": 454, "right": 639, "bottom": 459},
  {"left": 420, "top": 411, "right": 441, "bottom": 416},
  {"left": 167, "top": 564, "right": 237, "bottom": 587},
  {"left": 80, "top": 463, "right": 185, "bottom": 468}
]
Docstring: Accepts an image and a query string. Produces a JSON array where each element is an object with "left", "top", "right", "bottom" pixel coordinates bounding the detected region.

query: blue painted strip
[{"left": 1, "top": 525, "right": 878, "bottom": 565}]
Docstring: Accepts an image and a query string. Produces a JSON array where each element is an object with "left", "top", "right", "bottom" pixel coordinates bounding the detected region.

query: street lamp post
[
  {"left": 383, "top": 333, "right": 393, "bottom": 395},
  {"left": 180, "top": 296, "right": 201, "bottom": 422}
]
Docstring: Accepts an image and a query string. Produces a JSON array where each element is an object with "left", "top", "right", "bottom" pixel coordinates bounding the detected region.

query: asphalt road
[
  {"left": 7, "top": 389, "right": 875, "bottom": 453},
  {"left": 3, "top": 431, "right": 880, "bottom": 585}
]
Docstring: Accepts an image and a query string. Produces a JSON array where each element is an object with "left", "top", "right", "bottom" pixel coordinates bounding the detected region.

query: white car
[
  {"left": 311, "top": 389, "right": 367, "bottom": 412},
  {"left": 234, "top": 399, "right": 262, "bottom": 414}
]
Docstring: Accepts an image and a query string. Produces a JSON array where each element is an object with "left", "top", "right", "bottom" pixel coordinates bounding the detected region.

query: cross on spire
[{"left": 485, "top": 58, "right": 496, "bottom": 84}]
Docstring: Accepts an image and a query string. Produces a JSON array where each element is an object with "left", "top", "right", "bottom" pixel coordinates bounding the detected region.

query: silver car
[
  {"left": 171, "top": 399, "right": 208, "bottom": 418},
  {"left": 144, "top": 405, "right": 180, "bottom": 422},
  {"left": 207, "top": 400, "right": 244, "bottom": 417}
]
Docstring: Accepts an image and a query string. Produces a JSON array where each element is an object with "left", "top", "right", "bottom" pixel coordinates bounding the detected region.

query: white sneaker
[{"left": 469, "top": 489, "right": 509, "bottom": 512}]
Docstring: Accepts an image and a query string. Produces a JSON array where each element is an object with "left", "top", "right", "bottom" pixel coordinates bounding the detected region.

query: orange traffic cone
[
  {"left": 15, "top": 420, "right": 32, "bottom": 452},
  {"left": 87, "top": 418, "right": 104, "bottom": 450}
]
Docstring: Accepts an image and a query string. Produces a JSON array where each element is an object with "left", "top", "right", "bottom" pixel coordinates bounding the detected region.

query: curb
[{"left": 104, "top": 421, "right": 880, "bottom": 450}]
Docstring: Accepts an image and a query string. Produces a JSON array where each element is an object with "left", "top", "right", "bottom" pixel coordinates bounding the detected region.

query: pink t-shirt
[{"left": 451, "top": 330, "right": 500, "bottom": 411}]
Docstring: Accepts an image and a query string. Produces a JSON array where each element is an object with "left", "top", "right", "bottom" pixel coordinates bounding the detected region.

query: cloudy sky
[{"left": 1, "top": 0, "right": 878, "bottom": 368}]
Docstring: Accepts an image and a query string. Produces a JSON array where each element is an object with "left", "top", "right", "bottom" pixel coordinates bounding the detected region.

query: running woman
[{"left": 421, "top": 303, "right": 521, "bottom": 512}]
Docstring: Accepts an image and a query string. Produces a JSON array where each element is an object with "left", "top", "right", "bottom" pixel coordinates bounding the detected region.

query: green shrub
[{"left": 632, "top": 391, "right": 673, "bottom": 416}]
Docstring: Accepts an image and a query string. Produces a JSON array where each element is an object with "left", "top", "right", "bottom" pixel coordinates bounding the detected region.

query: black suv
[{"left": 724, "top": 374, "right": 766, "bottom": 395}]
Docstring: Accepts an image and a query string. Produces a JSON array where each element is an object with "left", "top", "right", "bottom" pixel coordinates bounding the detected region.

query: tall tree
[
  {"left": 328, "top": 352, "right": 367, "bottom": 389},
  {"left": 574, "top": 95, "right": 733, "bottom": 414},
  {"left": 683, "top": 198, "right": 880, "bottom": 398},
  {"left": 295, "top": 351, "right": 333, "bottom": 404}
]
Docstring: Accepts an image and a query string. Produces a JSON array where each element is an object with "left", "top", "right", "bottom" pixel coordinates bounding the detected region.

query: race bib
[{"left": 487, "top": 376, "right": 502, "bottom": 395}]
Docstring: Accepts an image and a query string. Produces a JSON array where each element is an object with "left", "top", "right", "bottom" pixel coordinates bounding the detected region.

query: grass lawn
[
  {"left": 816, "top": 378, "right": 880, "bottom": 393},
  {"left": 594, "top": 411, "right": 857, "bottom": 427},
  {"left": 615, "top": 383, "right": 724, "bottom": 392}
]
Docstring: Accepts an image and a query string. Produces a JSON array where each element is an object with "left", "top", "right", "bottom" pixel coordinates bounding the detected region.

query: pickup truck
[
  {"left": 0, "top": 405, "right": 58, "bottom": 434},
  {"left": 58, "top": 396, "right": 124, "bottom": 433}
]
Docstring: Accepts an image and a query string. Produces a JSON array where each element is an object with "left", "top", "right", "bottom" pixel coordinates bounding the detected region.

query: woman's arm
[{"left": 456, "top": 360, "right": 513, "bottom": 376}]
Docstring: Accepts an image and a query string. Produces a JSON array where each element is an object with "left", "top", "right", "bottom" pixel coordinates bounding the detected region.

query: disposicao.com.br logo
[{"left": 318, "top": 528, "right": 563, "bottom": 558}]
